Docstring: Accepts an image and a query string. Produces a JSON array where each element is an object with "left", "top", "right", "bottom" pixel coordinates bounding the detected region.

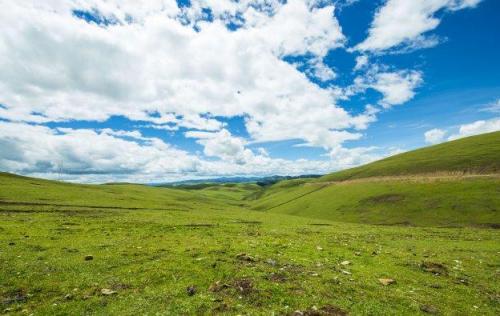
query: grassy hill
[
  {"left": 251, "top": 132, "right": 500, "bottom": 227},
  {"left": 1, "top": 171, "right": 499, "bottom": 315},
  {"left": 319, "top": 131, "right": 500, "bottom": 182},
  {"left": 0, "top": 172, "right": 239, "bottom": 212}
]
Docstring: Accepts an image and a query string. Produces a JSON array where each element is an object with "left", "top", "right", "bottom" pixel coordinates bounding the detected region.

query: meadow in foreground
[
  {"left": 1, "top": 199, "right": 499, "bottom": 315},
  {"left": 1, "top": 133, "right": 499, "bottom": 315}
]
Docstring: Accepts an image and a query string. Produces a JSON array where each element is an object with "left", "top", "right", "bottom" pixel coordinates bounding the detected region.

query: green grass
[
  {"left": 251, "top": 177, "right": 500, "bottom": 227},
  {"left": 319, "top": 131, "right": 500, "bottom": 182},
  {"left": 2, "top": 196, "right": 499, "bottom": 315},
  {"left": 0, "top": 172, "right": 235, "bottom": 211},
  {"left": 248, "top": 132, "right": 500, "bottom": 227},
  {"left": 1, "top": 132, "right": 500, "bottom": 314}
]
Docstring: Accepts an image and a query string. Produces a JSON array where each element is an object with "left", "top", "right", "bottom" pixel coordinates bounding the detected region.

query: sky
[{"left": 0, "top": 0, "right": 499, "bottom": 183}]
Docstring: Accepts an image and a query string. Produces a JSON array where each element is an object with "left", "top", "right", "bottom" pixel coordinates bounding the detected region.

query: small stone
[
  {"left": 340, "top": 260, "right": 351, "bottom": 266},
  {"left": 265, "top": 258, "right": 277, "bottom": 266},
  {"left": 84, "top": 255, "right": 93, "bottom": 261},
  {"left": 64, "top": 294, "right": 73, "bottom": 300},
  {"left": 354, "top": 252, "right": 361, "bottom": 256},
  {"left": 378, "top": 278, "right": 396, "bottom": 286},
  {"left": 420, "top": 304, "right": 438, "bottom": 314},
  {"left": 100, "top": 288, "right": 117, "bottom": 295},
  {"left": 341, "top": 270, "right": 351, "bottom": 275},
  {"left": 186, "top": 285, "right": 197, "bottom": 296},
  {"left": 316, "top": 246, "right": 323, "bottom": 251}
]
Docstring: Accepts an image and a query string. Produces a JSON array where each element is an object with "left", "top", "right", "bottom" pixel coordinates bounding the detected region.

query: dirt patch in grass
[
  {"left": 229, "top": 220, "right": 263, "bottom": 225},
  {"left": 208, "top": 278, "right": 255, "bottom": 296},
  {"left": 0, "top": 201, "right": 187, "bottom": 212},
  {"left": 182, "top": 223, "right": 216, "bottom": 228},
  {"left": 232, "top": 278, "right": 254, "bottom": 296},
  {"left": 1, "top": 289, "right": 28, "bottom": 306},
  {"left": 266, "top": 272, "right": 287, "bottom": 283},
  {"left": 421, "top": 262, "right": 448, "bottom": 276},
  {"left": 376, "top": 221, "right": 413, "bottom": 227},
  {"left": 362, "top": 194, "right": 405, "bottom": 204},
  {"left": 475, "top": 223, "right": 500, "bottom": 229}
]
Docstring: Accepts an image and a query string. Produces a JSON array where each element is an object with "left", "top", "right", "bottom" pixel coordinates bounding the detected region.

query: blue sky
[{"left": 0, "top": 0, "right": 499, "bottom": 183}]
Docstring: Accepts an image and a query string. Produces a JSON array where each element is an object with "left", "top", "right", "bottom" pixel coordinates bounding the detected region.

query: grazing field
[
  {"left": 1, "top": 172, "right": 500, "bottom": 315},
  {"left": 1, "top": 132, "right": 499, "bottom": 315},
  {"left": 250, "top": 176, "right": 500, "bottom": 227},
  {"left": 251, "top": 132, "right": 500, "bottom": 227},
  {"left": 318, "top": 131, "right": 500, "bottom": 182}
]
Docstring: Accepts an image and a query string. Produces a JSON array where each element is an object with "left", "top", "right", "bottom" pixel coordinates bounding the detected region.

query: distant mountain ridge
[{"left": 154, "top": 174, "right": 322, "bottom": 187}]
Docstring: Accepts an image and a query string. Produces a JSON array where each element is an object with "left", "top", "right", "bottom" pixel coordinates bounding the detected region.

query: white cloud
[
  {"left": 185, "top": 129, "right": 258, "bottom": 164},
  {"left": 424, "top": 117, "right": 500, "bottom": 145},
  {"left": 0, "top": 122, "right": 401, "bottom": 183},
  {"left": 356, "top": 0, "right": 482, "bottom": 52},
  {"left": 480, "top": 99, "right": 500, "bottom": 113},
  {"left": 353, "top": 55, "right": 368, "bottom": 71},
  {"left": 0, "top": 0, "right": 367, "bottom": 150},
  {"left": 448, "top": 117, "right": 500, "bottom": 140},
  {"left": 0, "top": 0, "right": 435, "bottom": 181},
  {"left": 327, "top": 145, "right": 381, "bottom": 169},
  {"left": 308, "top": 58, "right": 337, "bottom": 81},
  {"left": 0, "top": 121, "right": 199, "bottom": 180},
  {"left": 424, "top": 128, "right": 446, "bottom": 144},
  {"left": 353, "top": 69, "right": 423, "bottom": 108}
]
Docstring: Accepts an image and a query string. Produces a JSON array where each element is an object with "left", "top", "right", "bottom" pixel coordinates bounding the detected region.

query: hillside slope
[
  {"left": 319, "top": 131, "right": 500, "bottom": 182},
  {"left": 0, "top": 172, "right": 243, "bottom": 212},
  {"left": 251, "top": 132, "right": 500, "bottom": 227}
]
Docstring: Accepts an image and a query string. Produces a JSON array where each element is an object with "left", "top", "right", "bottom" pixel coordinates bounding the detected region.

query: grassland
[
  {"left": 1, "top": 132, "right": 499, "bottom": 315},
  {"left": 250, "top": 176, "right": 500, "bottom": 227},
  {"left": 251, "top": 132, "right": 500, "bottom": 227},
  {"left": 318, "top": 131, "right": 500, "bottom": 182}
]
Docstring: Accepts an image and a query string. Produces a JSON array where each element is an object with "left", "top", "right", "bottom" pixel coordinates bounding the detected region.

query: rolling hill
[
  {"left": 319, "top": 131, "right": 500, "bottom": 182},
  {"left": 251, "top": 132, "right": 500, "bottom": 227}
]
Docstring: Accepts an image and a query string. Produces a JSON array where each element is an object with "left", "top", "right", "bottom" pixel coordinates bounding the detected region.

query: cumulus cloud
[
  {"left": 327, "top": 145, "right": 381, "bottom": 169},
  {"left": 185, "top": 129, "right": 258, "bottom": 164},
  {"left": 353, "top": 69, "right": 423, "bottom": 108},
  {"left": 448, "top": 117, "right": 500, "bottom": 140},
  {"left": 0, "top": 122, "right": 399, "bottom": 183},
  {"left": 424, "top": 128, "right": 446, "bottom": 144},
  {"left": 424, "top": 118, "right": 500, "bottom": 145},
  {"left": 0, "top": 0, "right": 442, "bottom": 181},
  {"left": 356, "top": 0, "right": 482, "bottom": 52},
  {"left": 0, "top": 0, "right": 359, "bottom": 150},
  {"left": 0, "top": 121, "right": 199, "bottom": 179}
]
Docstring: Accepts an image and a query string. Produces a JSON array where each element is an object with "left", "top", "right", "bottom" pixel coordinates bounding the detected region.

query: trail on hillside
[
  {"left": 308, "top": 173, "right": 500, "bottom": 186},
  {"left": 264, "top": 184, "right": 330, "bottom": 211},
  {"left": 264, "top": 173, "right": 500, "bottom": 212}
]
